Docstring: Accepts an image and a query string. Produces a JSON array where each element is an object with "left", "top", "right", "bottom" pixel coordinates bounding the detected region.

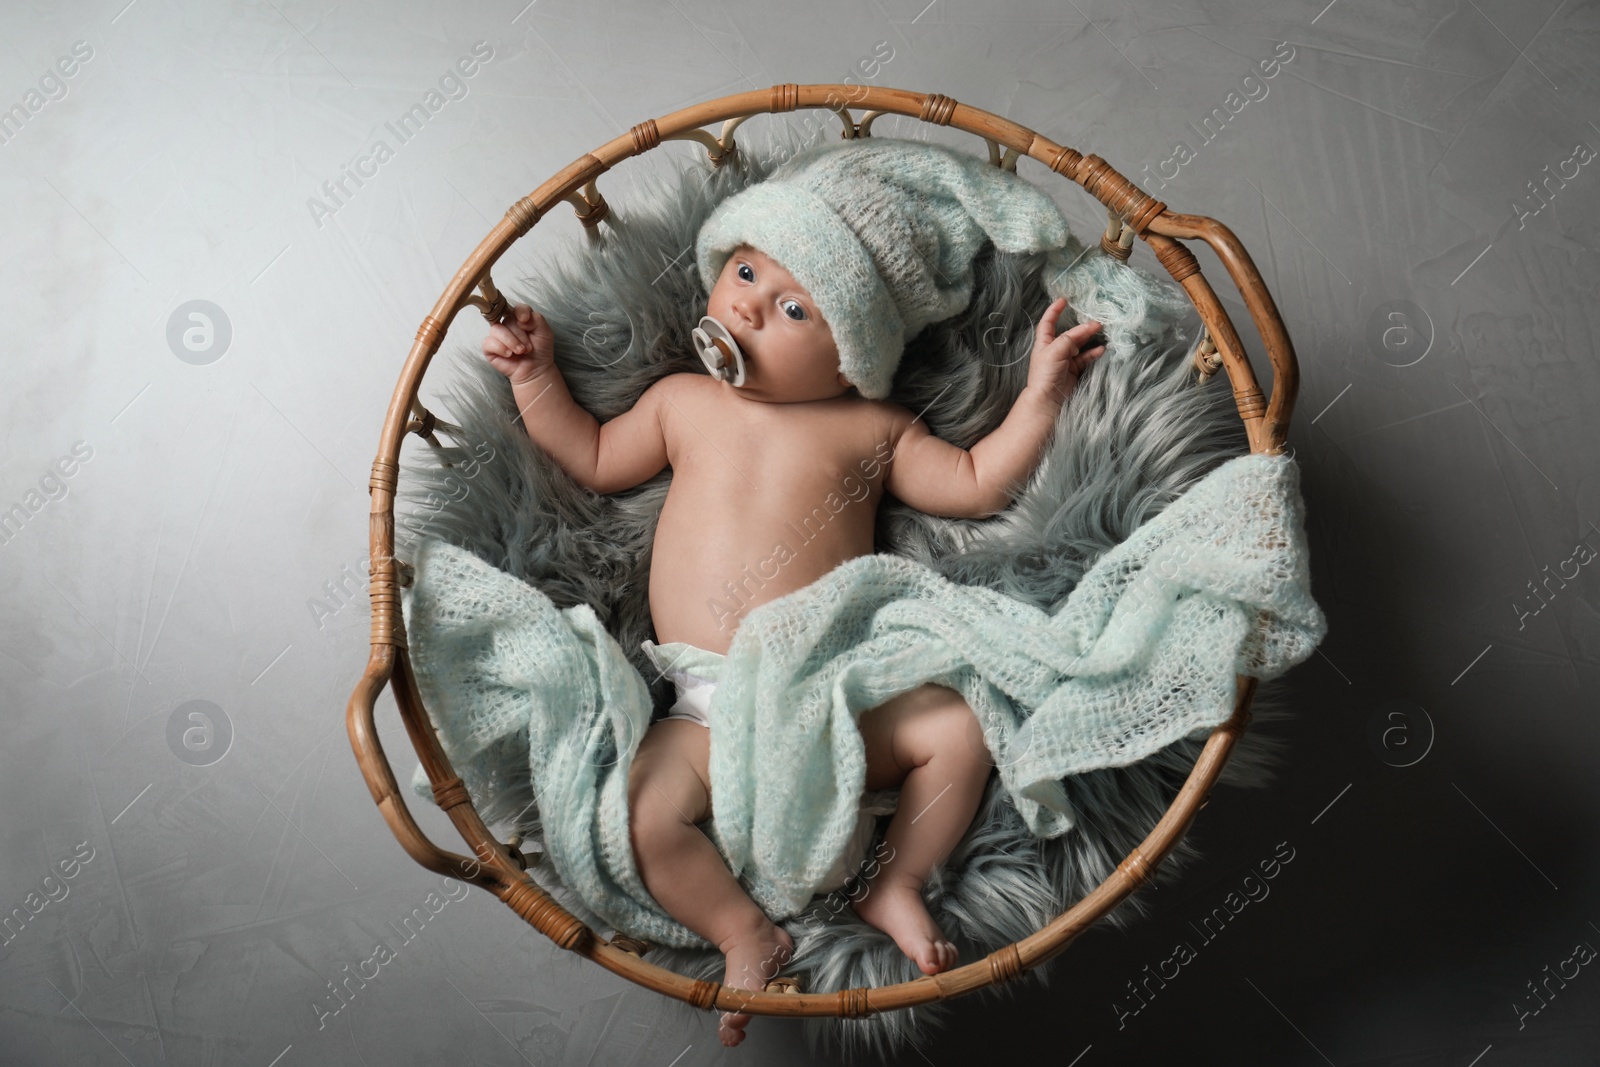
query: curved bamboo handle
[{"left": 1147, "top": 213, "right": 1299, "bottom": 453}]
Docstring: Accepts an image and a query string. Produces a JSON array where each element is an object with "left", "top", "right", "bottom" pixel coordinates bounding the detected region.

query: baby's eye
[
  {"left": 736, "top": 262, "right": 754, "bottom": 282},
  {"left": 782, "top": 300, "right": 806, "bottom": 321}
]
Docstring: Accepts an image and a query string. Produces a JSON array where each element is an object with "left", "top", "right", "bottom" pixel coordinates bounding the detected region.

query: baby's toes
[
  {"left": 919, "top": 939, "right": 958, "bottom": 975},
  {"left": 720, "top": 1003, "right": 758, "bottom": 1048}
]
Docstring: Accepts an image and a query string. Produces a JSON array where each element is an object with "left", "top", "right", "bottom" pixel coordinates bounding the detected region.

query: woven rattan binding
[{"left": 347, "top": 82, "right": 1300, "bottom": 1021}]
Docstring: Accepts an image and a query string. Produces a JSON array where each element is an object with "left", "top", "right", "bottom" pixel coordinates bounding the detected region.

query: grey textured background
[{"left": 2, "top": 0, "right": 1597, "bottom": 1064}]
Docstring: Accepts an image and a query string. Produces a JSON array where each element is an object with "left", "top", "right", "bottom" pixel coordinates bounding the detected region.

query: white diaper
[
  {"left": 662, "top": 669, "right": 717, "bottom": 729},
  {"left": 641, "top": 639, "right": 717, "bottom": 729}
]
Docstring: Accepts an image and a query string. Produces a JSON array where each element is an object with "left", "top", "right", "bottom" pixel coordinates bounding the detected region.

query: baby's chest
[{"left": 668, "top": 398, "right": 884, "bottom": 489}]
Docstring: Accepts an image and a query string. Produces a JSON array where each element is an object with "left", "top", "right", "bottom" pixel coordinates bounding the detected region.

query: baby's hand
[
  {"left": 484, "top": 303, "right": 556, "bottom": 385},
  {"left": 1026, "top": 296, "right": 1105, "bottom": 406}
]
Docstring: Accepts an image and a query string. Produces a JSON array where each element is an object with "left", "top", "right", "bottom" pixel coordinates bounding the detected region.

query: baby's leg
[
  {"left": 627, "top": 719, "right": 793, "bottom": 1048},
  {"left": 852, "top": 683, "right": 994, "bottom": 976}
]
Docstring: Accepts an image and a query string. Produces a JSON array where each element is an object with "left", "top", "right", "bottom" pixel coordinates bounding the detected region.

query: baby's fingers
[
  {"left": 1063, "top": 318, "right": 1103, "bottom": 345},
  {"left": 1036, "top": 296, "right": 1069, "bottom": 342},
  {"left": 485, "top": 323, "right": 527, "bottom": 357},
  {"left": 490, "top": 305, "right": 536, "bottom": 345}
]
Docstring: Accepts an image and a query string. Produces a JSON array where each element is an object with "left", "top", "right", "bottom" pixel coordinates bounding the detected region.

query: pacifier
[{"left": 691, "top": 315, "right": 747, "bottom": 387}]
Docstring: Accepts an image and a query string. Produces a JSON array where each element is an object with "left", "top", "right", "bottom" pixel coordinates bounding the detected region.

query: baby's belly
[{"left": 649, "top": 482, "right": 879, "bottom": 656}]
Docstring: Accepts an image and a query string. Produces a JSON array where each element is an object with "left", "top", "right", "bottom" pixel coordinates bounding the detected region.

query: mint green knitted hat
[{"left": 695, "top": 135, "right": 1075, "bottom": 399}]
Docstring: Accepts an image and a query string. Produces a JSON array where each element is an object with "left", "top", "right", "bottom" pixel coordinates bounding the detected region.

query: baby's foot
[
  {"left": 717, "top": 922, "right": 795, "bottom": 1048},
  {"left": 850, "top": 875, "right": 957, "bottom": 976}
]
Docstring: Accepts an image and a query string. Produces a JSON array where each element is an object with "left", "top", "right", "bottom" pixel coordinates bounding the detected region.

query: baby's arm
[
  {"left": 485, "top": 304, "right": 672, "bottom": 493},
  {"left": 881, "top": 393, "right": 1056, "bottom": 519},
  {"left": 883, "top": 297, "right": 1105, "bottom": 519}
]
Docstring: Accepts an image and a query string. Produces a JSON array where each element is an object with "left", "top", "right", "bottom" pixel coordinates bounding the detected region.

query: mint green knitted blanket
[{"left": 402, "top": 451, "right": 1326, "bottom": 949}]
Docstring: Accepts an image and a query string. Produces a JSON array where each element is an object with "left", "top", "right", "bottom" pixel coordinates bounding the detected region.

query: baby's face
[{"left": 706, "top": 245, "right": 850, "bottom": 403}]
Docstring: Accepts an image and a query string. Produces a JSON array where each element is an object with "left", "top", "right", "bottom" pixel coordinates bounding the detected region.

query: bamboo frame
[{"left": 347, "top": 83, "right": 1300, "bottom": 1022}]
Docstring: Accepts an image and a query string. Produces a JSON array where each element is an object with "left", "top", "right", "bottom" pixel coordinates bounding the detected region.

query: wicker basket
[{"left": 345, "top": 82, "right": 1301, "bottom": 1023}]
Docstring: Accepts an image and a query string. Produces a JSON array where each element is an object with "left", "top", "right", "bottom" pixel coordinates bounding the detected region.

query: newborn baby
[{"left": 483, "top": 138, "right": 1104, "bottom": 1048}]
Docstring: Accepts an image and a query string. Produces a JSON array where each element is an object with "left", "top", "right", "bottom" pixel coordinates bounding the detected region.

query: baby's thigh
[
  {"left": 858, "top": 683, "right": 991, "bottom": 791},
  {"left": 627, "top": 719, "right": 714, "bottom": 829}
]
